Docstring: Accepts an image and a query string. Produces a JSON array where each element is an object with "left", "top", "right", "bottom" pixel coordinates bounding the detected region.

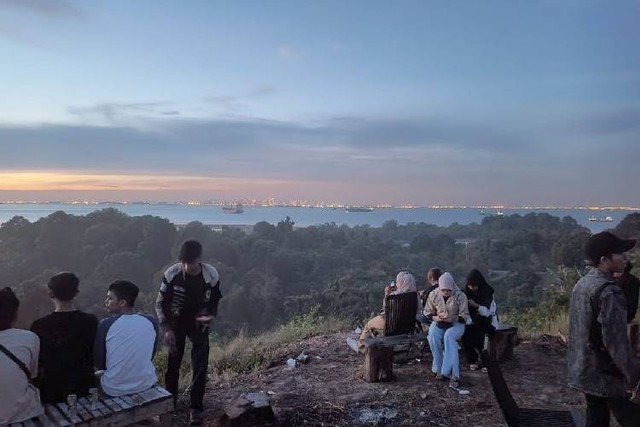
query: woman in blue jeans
[{"left": 424, "top": 272, "right": 470, "bottom": 388}]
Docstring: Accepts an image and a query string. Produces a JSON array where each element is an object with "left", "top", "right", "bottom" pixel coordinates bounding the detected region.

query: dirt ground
[{"left": 171, "top": 332, "right": 583, "bottom": 426}]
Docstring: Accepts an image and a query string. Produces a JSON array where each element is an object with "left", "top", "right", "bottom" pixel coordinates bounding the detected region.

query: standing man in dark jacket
[
  {"left": 567, "top": 232, "right": 640, "bottom": 426},
  {"left": 616, "top": 261, "right": 640, "bottom": 323},
  {"left": 156, "top": 240, "right": 222, "bottom": 425}
]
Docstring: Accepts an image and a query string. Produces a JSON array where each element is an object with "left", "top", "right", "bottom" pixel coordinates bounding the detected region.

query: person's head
[
  {"left": 395, "top": 271, "right": 417, "bottom": 293},
  {"left": 438, "top": 272, "right": 456, "bottom": 297},
  {"left": 585, "top": 231, "right": 636, "bottom": 274},
  {"left": 105, "top": 280, "right": 139, "bottom": 314},
  {"left": 179, "top": 240, "right": 202, "bottom": 274},
  {"left": 427, "top": 268, "right": 442, "bottom": 284},
  {"left": 0, "top": 287, "right": 20, "bottom": 330},
  {"left": 466, "top": 269, "right": 488, "bottom": 292},
  {"left": 47, "top": 272, "right": 79, "bottom": 302}
]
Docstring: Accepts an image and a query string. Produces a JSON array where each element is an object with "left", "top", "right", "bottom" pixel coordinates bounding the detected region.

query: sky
[{"left": 0, "top": 0, "right": 639, "bottom": 206}]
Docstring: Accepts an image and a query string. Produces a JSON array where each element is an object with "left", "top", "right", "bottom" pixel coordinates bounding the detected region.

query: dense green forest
[{"left": 2, "top": 209, "right": 639, "bottom": 335}]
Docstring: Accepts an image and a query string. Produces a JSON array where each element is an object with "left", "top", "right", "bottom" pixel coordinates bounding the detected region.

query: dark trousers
[
  {"left": 165, "top": 327, "right": 210, "bottom": 411},
  {"left": 585, "top": 393, "right": 640, "bottom": 427},
  {"left": 462, "top": 322, "right": 494, "bottom": 365}
]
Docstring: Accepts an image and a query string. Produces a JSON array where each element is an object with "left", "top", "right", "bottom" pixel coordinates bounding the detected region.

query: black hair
[
  {"left": 179, "top": 240, "right": 203, "bottom": 263},
  {"left": 48, "top": 272, "right": 79, "bottom": 301},
  {"left": 428, "top": 268, "right": 442, "bottom": 281},
  {"left": 466, "top": 269, "right": 489, "bottom": 289},
  {"left": 0, "top": 287, "right": 19, "bottom": 330},
  {"left": 108, "top": 280, "right": 139, "bottom": 307}
]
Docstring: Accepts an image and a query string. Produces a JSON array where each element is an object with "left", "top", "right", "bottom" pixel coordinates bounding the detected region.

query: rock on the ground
[{"left": 215, "top": 391, "right": 276, "bottom": 427}]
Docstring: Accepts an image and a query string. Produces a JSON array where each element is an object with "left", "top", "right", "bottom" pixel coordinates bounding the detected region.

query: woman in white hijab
[
  {"left": 424, "top": 272, "right": 470, "bottom": 388},
  {"left": 357, "top": 271, "right": 420, "bottom": 352}
]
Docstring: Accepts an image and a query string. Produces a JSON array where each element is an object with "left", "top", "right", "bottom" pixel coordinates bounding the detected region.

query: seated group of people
[
  {"left": 0, "top": 273, "right": 158, "bottom": 424},
  {"left": 358, "top": 267, "right": 498, "bottom": 389}
]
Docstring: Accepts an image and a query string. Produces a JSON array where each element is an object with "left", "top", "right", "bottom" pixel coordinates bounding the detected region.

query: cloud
[
  {"left": 204, "top": 84, "right": 275, "bottom": 111},
  {"left": 277, "top": 45, "right": 297, "bottom": 61},
  {"left": 1, "top": 110, "right": 639, "bottom": 205},
  {"left": 0, "top": 0, "right": 83, "bottom": 19},
  {"left": 562, "top": 108, "right": 640, "bottom": 137},
  {"left": 67, "top": 102, "right": 172, "bottom": 124}
]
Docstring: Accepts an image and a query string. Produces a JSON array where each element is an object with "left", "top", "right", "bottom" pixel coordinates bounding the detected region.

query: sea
[{"left": 0, "top": 203, "right": 635, "bottom": 233}]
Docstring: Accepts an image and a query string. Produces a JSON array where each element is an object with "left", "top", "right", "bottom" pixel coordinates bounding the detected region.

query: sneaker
[
  {"left": 469, "top": 363, "right": 479, "bottom": 371},
  {"left": 449, "top": 378, "right": 460, "bottom": 389},
  {"left": 434, "top": 373, "right": 444, "bottom": 380},
  {"left": 481, "top": 367, "right": 488, "bottom": 373}
]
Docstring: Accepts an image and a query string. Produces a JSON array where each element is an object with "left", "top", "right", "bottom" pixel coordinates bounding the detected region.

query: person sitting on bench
[
  {"left": 95, "top": 280, "right": 158, "bottom": 397},
  {"left": 358, "top": 271, "right": 421, "bottom": 352},
  {"left": 425, "top": 272, "right": 470, "bottom": 389},
  {"left": 461, "top": 269, "right": 498, "bottom": 371},
  {"left": 31, "top": 272, "right": 99, "bottom": 403},
  {"left": 0, "top": 287, "right": 44, "bottom": 424}
]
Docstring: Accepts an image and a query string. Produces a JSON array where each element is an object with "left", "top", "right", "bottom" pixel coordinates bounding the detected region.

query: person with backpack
[
  {"left": 0, "top": 287, "right": 43, "bottom": 424},
  {"left": 567, "top": 231, "right": 640, "bottom": 426}
]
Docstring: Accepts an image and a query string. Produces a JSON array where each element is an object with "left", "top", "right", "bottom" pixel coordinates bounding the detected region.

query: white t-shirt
[
  {"left": 0, "top": 328, "right": 44, "bottom": 423},
  {"left": 95, "top": 314, "right": 158, "bottom": 397}
]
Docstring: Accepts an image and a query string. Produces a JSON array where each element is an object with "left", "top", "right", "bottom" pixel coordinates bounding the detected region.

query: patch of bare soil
[{"left": 172, "top": 333, "right": 583, "bottom": 426}]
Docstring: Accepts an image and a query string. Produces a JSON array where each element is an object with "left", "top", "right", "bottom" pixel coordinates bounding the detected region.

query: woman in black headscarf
[{"left": 461, "top": 269, "right": 496, "bottom": 370}]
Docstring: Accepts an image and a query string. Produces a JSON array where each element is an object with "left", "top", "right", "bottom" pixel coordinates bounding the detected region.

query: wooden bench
[
  {"left": 490, "top": 324, "right": 519, "bottom": 362},
  {"left": 10, "top": 385, "right": 174, "bottom": 427},
  {"left": 481, "top": 349, "right": 584, "bottom": 427},
  {"left": 362, "top": 292, "right": 424, "bottom": 382}
]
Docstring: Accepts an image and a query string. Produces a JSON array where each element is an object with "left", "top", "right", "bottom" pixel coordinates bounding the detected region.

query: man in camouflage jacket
[{"left": 568, "top": 231, "right": 640, "bottom": 426}]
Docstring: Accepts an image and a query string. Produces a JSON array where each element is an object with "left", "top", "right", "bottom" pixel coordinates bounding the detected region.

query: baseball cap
[{"left": 585, "top": 231, "right": 636, "bottom": 263}]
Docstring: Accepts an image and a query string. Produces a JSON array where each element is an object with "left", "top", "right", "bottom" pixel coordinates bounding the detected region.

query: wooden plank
[
  {"left": 77, "top": 397, "right": 104, "bottom": 419},
  {"left": 112, "top": 397, "right": 132, "bottom": 410},
  {"left": 55, "top": 403, "right": 85, "bottom": 424},
  {"left": 570, "top": 408, "right": 586, "bottom": 427},
  {"left": 44, "top": 404, "right": 72, "bottom": 427},
  {"left": 118, "top": 399, "right": 174, "bottom": 425},
  {"left": 101, "top": 398, "right": 124, "bottom": 413},
  {"left": 153, "top": 386, "right": 172, "bottom": 398},
  {"left": 118, "top": 395, "right": 136, "bottom": 408},
  {"left": 363, "top": 331, "right": 428, "bottom": 348}
]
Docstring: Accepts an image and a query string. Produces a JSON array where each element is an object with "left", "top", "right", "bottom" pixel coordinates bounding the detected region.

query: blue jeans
[{"left": 427, "top": 322, "right": 465, "bottom": 380}]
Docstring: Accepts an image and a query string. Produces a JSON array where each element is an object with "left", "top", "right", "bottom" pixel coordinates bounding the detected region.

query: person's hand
[
  {"left": 164, "top": 330, "right": 177, "bottom": 354},
  {"left": 196, "top": 315, "right": 213, "bottom": 327},
  {"left": 384, "top": 285, "right": 394, "bottom": 296}
]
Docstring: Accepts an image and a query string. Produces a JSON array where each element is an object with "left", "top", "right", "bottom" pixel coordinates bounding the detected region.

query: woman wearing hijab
[
  {"left": 425, "top": 272, "right": 470, "bottom": 388},
  {"left": 357, "top": 271, "right": 421, "bottom": 352},
  {"left": 461, "top": 269, "right": 497, "bottom": 370}
]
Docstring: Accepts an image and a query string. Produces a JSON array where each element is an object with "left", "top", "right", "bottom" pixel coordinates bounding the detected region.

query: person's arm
[
  {"left": 142, "top": 315, "right": 160, "bottom": 358},
  {"left": 29, "top": 333, "right": 40, "bottom": 379},
  {"left": 156, "top": 275, "right": 174, "bottom": 332},
  {"left": 94, "top": 317, "right": 115, "bottom": 371},
  {"left": 423, "top": 292, "right": 436, "bottom": 319},
  {"left": 457, "top": 292, "right": 470, "bottom": 323},
  {"left": 205, "top": 280, "right": 223, "bottom": 317},
  {"left": 599, "top": 288, "right": 640, "bottom": 385}
]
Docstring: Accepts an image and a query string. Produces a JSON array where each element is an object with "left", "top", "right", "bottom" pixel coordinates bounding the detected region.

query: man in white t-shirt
[
  {"left": 94, "top": 280, "right": 158, "bottom": 397},
  {"left": 0, "top": 287, "right": 43, "bottom": 424}
]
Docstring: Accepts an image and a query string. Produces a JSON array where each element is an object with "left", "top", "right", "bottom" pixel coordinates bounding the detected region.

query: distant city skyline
[{"left": 1, "top": 1, "right": 639, "bottom": 206}]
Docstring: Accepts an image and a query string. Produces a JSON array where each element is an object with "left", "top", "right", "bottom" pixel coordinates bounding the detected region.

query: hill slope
[{"left": 172, "top": 331, "right": 582, "bottom": 426}]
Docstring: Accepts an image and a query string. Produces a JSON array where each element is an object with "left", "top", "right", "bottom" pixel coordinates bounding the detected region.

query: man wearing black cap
[
  {"left": 568, "top": 231, "right": 640, "bottom": 426},
  {"left": 155, "top": 240, "right": 222, "bottom": 425}
]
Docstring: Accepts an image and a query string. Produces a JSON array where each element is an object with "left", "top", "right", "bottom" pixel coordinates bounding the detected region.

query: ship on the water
[
  {"left": 222, "top": 204, "right": 243, "bottom": 214},
  {"left": 346, "top": 206, "right": 375, "bottom": 213},
  {"left": 588, "top": 215, "right": 613, "bottom": 222}
]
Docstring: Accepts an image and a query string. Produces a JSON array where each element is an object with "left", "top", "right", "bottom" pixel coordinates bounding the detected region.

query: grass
[
  {"left": 209, "top": 307, "right": 350, "bottom": 380},
  {"left": 153, "top": 306, "right": 351, "bottom": 388}
]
